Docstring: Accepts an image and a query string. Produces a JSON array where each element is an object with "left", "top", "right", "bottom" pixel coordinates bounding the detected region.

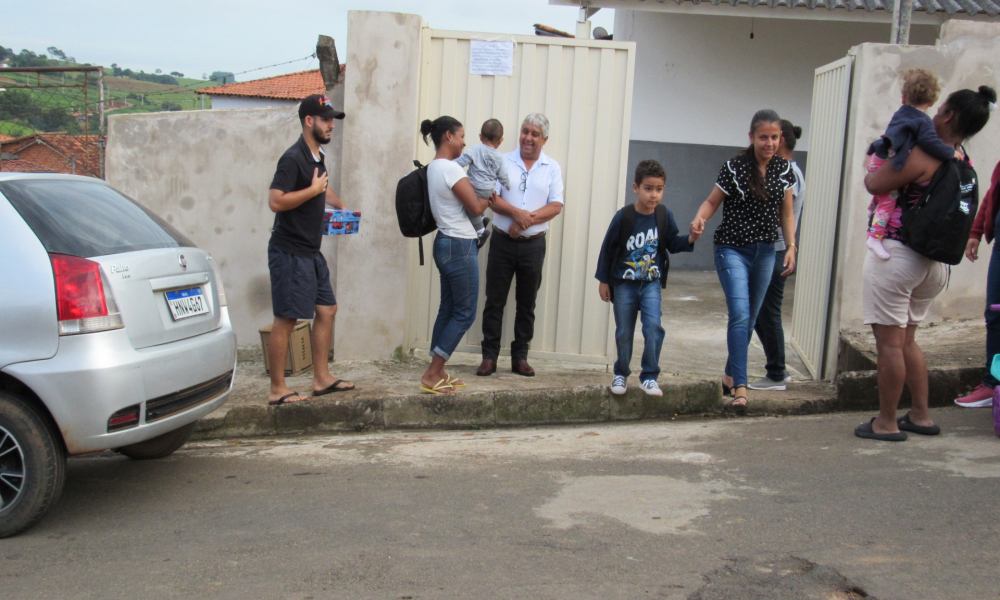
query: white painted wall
[
  {"left": 209, "top": 96, "right": 298, "bottom": 110},
  {"left": 613, "top": 10, "right": 939, "bottom": 151}
]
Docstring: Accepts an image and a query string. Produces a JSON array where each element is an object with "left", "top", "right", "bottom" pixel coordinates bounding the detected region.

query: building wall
[
  {"left": 831, "top": 24, "right": 1000, "bottom": 351},
  {"left": 105, "top": 104, "right": 344, "bottom": 345},
  {"left": 614, "top": 10, "right": 938, "bottom": 269},
  {"left": 209, "top": 96, "right": 299, "bottom": 110}
]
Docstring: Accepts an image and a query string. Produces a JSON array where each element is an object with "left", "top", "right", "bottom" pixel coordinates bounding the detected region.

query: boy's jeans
[
  {"left": 612, "top": 280, "right": 664, "bottom": 382},
  {"left": 714, "top": 242, "right": 776, "bottom": 388},
  {"left": 430, "top": 233, "right": 479, "bottom": 360}
]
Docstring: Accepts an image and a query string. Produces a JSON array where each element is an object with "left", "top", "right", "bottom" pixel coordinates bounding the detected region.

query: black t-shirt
[
  {"left": 269, "top": 135, "right": 327, "bottom": 256},
  {"left": 713, "top": 154, "right": 796, "bottom": 246},
  {"left": 614, "top": 211, "right": 660, "bottom": 281}
]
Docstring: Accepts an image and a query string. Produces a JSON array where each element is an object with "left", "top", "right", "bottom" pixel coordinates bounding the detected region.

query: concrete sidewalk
[{"left": 194, "top": 272, "right": 989, "bottom": 440}]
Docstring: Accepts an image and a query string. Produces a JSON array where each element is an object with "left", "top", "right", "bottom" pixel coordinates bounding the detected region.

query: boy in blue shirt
[{"left": 595, "top": 160, "right": 699, "bottom": 396}]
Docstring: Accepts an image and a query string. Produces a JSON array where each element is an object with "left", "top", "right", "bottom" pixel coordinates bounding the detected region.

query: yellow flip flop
[
  {"left": 420, "top": 378, "right": 455, "bottom": 394},
  {"left": 446, "top": 375, "right": 467, "bottom": 388}
]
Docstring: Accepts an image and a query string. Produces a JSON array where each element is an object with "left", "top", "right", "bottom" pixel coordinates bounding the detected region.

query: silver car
[{"left": 0, "top": 173, "right": 237, "bottom": 537}]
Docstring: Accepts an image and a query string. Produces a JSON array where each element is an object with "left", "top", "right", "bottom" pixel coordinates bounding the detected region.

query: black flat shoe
[
  {"left": 854, "top": 418, "right": 907, "bottom": 442},
  {"left": 896, "top": 412, "right": 941, "bottom": 436}
]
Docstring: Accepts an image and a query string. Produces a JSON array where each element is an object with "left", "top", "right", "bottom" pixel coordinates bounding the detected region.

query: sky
[{"left": 2, "top": 0, "right": 615, "bottom": 81}]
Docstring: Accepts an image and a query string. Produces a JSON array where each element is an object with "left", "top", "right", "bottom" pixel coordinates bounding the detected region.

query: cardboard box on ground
[{"left": 259, "top": 321, "right": 313, "bottom": 375}]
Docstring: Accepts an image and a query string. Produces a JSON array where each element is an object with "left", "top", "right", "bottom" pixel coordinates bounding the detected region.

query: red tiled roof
[
  {"left": 199, "top": 68, "right": 334, "bottom": 101},
  {"left": 0, "top": 157, "right": 52, "bottom": 173},
  {"left": 1, "top": 134, "right": 102, "bottom": 177},
  {"left": 0, "top": 133, "right": 14, "bottom": 142}
]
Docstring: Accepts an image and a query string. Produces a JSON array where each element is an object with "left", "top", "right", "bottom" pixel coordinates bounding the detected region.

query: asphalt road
[{"left": 3, "top": 409, "right": 999, "bottom": 600}]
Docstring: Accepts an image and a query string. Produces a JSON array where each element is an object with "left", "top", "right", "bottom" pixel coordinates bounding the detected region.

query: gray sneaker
[
  {"left": 748, "top": 376, "right": 790, "bottom": 391},
  {"left": 610, "top": 375, "right": 627, "bottom": 395}
]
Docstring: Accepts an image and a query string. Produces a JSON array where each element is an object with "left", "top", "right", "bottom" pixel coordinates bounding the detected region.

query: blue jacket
[
  {"left": 868, "top": 104, "right": 955, "bottom": 171},
  {"left": 595, "top": 204, "right": 694, "bottom": 289}
]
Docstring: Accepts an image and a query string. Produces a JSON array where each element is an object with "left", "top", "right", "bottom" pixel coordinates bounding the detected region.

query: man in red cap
[{"left": 265, "top": 94, "right": 354, "bottom": 405}]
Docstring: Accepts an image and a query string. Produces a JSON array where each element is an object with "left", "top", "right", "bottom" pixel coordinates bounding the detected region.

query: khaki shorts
[{"left": 863, "top": 239, "right": 947, "bottom": 327}]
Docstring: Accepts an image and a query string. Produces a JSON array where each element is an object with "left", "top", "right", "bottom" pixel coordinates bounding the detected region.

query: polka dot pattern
[{"left": 713, "top": 154, "right": 796, "bottom": 246}]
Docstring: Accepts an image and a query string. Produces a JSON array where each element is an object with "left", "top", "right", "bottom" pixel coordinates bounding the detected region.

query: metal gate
[
  {"left": 789, "top": 56, "right": 854, "bottom": 380},
  {"left": 404, "top": 28, "right": 636, "bottom": 364}
]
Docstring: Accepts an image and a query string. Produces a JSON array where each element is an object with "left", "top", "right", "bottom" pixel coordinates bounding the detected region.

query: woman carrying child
[
  {"left": 857, "top": 86, "right": 995, "bottom": 441},
  {"left": 690, "top": 110, "right": 798, "bottom": 414},
  {"left": 418, "top": 116, "right": 490, "bottom": 394}
]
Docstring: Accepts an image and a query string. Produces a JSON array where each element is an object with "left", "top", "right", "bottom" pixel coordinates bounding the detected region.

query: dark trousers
[
  {"left": 481, "top": 231, "right": 546, "bottom": 361},
  {"left": 753, "top": 249, "right": 788, "bottom": 381},
  {"left": 985, "top": 211, "right": 1000, "bottom": 386}
]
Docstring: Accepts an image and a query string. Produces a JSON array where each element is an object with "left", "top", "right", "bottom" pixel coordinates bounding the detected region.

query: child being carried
[
  {"left": 866, "top": 68, "right": 955, "bottom": 259},
  {"left": 454, "top": 118, "right": 511, "bottom": 248}
]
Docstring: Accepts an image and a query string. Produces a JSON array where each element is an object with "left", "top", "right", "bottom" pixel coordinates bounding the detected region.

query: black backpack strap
[
  {"left": 613, "top": 204, "right": 637, "bottom": 268},
  {"left": 655, "top": 204, "right": 670, "bottom": 288},
  {"left": 418, "top": 236, "right": 425, "bottom": 266}
]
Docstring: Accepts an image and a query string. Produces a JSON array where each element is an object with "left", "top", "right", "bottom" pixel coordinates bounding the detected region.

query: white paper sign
[{"left": 469, "top": 40, "right": 514, "bottom": 76}]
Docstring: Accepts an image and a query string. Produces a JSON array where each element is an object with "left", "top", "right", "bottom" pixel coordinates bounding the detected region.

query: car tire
[
  {"left": 0, "top": 391, "right": 67, "bottom": 539},
  {"left": 115, "top": 422, "right": 197, "bottom": 460}
]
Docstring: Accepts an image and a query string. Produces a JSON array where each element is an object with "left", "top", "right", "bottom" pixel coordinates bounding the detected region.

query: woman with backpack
[
  {"left": 418, "top": 116, "right": 490, "bottom": 394},
  {"left": 856, "top": 85, "right": 996, "bottom": 441},
  {"left": 689, "top": 109, "right": 798, "bottom": 414}
]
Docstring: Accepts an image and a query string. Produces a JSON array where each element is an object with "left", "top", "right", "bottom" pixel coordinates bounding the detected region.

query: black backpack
[
  {"left": 899, "top": 153, "right": 978, "bottom": 265},
  {"left": 395, "top": 160, "right": 437, "bottom": 265},
  {"left": 609, "top": 203, "right": 669, "bottom": 301}
]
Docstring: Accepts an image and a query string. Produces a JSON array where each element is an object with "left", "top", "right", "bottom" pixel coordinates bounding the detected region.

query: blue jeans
[
  {"left": 430, "top": 234, "right": 479, "bottom": 360},
  {"left": 985, "top": 211, "right": 1000, "bottom": 386},
  {"left": 612, "top": 280, "right": 664, "bottom": 382},
  {"left": 753, "top": 249, "right": 788, "bottom": 381},
  {"left": 715, "top": 243, "right": 776, "bottom": 387}
]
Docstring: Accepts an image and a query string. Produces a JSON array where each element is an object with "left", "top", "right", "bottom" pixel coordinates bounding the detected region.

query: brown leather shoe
[
  {"left": 511, "top": 359, "right": 535, "bottom": 377},
  {"left": 476, "top": 359, "right": 497, "bottom": 377}
]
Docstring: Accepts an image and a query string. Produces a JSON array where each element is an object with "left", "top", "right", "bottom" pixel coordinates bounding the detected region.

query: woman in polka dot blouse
[{"left": 690, "top": 109, "right": 798, "bottom": 414}]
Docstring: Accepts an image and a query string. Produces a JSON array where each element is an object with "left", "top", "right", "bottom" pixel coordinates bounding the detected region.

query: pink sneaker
[{"left": 955, "top": 383, "right": 994, "bottom": 408}]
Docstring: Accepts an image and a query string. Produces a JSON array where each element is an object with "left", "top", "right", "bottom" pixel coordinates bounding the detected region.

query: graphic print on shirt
[{"left": 624, "top": 227, "right": 660, "bottom": 281}]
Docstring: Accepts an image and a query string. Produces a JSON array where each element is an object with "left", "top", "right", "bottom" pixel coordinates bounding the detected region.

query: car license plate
[{"left": 165, "top": 287, "right": 209, "bottom": 321}]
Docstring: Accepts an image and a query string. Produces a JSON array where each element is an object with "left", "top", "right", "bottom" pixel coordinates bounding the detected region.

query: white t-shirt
[{"left": 427, "top": 159, "right": 477, "bottom": 239}]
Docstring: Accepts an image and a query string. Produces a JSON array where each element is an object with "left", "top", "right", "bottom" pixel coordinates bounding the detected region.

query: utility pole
[{"left": 890, "top": 0, "right": 914, "bottom": 44}]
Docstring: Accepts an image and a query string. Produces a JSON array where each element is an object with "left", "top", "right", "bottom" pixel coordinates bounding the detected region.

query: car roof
[{"left": 0, "top": 173, "right": 110, "bottom": 185}]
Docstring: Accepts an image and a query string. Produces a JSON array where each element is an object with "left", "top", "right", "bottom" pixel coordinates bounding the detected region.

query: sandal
[
  {"left": 420, "top": 378, "right": 455, "bottom": 395},
  {"left": 727, "top": 387, "right": 748, "bottom": 416},
  {"left": 269, "top": 391, "right": 307, "bottom": 406},
  {"left": 446, "top": 375, "right": 467, "bottom": 388}
]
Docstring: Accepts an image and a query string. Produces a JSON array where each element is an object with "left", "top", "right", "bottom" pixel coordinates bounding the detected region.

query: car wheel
[
  {"left": 0, "top": 391, "right": 67, "bottom": 538},
  {"left": 116, "top": 422, "right": 197, "bottom": 460}
]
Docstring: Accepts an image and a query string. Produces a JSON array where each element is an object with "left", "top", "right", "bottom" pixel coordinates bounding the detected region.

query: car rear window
[{"left": 0, "top": 179, "right": 194, "bottom": 258}]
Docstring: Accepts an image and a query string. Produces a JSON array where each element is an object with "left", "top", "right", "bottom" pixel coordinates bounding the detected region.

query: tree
[
  {"left": 170, "top": 71, "right": 184, "bottom": 77},
  {"left": 154, "top": 68, "right": 162, "bottom": 74},
  {"left": 209, "top": 71, "right": 235, "bottom": 84},
  {"left": 46, "top": 46, "right": 66, "bottom": 60}
]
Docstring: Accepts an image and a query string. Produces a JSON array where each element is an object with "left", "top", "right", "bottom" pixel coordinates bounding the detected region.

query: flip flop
[
  {"left": 313, "top": 379, "right": 355, "bottom": 396},
  {"left": 727, "top": 394, "right": 748, "bottom": 416},
  {"left": 897, "top": 412, "right": 941, "bottom": 436},
  {"left": 269, "top": 391, "right": 307, "bottom": 406},
  {"left": 420, "top": 378, "right": 455, "bottom": 394},
  {"left": 854, "top": 418, "right": 907, "bottom": 442},
  {"left": 446, "top": 375, "right": 467, "bottom": 388}
]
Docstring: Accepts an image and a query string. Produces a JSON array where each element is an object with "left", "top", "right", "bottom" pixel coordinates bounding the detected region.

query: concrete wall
[
  {"left": 105, "top": 102, "right": 344, "bottom": 345},
  {"left": 210, "top": 96, "right": 298, "bottom": 110},
  {"left": 334, "top": 11, "right": 424, "bottom": 360},
  {"left": 830, "top": 22, "right": 1000, "bottom": 345}
]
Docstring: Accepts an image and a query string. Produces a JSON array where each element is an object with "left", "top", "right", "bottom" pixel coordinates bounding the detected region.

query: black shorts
[{"left": 268, "top": 245, "right": 336, "bottom": 319}]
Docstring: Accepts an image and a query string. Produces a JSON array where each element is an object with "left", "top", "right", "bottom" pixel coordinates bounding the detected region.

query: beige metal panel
[
  {"left": 409, "top": 29, "right": 636, "bottom": 363},
  {"left": 789, "top": 55, "right": 854, "bottom": 380}
]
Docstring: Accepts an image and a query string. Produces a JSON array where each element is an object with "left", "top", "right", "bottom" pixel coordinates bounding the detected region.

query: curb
[{"left": 191, "top": 368, "right": 985, "bottom": 440}]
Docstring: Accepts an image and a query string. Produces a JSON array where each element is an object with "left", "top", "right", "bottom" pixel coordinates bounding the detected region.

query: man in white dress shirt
[{"left": 476, "top": 113, "right": 564, "bottom": 377}]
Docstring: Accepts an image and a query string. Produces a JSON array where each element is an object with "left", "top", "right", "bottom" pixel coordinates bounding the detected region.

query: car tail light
[
  {"left": 50, "top": 254, "right": 124, "bottom": 335},
  {"left": 107, "top": 405, "right": 140, "bottom": 431},
  {"left": 207, "top": 255, "right": 227, "bottom": 307}
]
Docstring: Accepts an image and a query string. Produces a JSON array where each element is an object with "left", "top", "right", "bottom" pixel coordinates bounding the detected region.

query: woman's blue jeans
[
  {"left": 714, "top": 242, "right": 776, "bottom": 387},
  {"left": 431, "top": 233, "right": 479, "bottom": 361},
  {"left": 612, "top": 280, "right": 665, "bottom": 382},
  {"left": 985, "top": 211, "right": 1000, "bottom": 386}
]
